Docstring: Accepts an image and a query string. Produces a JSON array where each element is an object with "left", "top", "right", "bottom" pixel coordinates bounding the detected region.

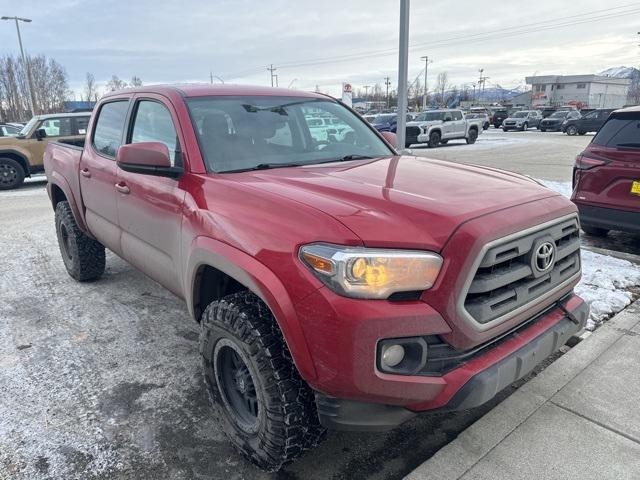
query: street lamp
[{"left": 1, "top": 16, "right": 37, "bottom": 116}]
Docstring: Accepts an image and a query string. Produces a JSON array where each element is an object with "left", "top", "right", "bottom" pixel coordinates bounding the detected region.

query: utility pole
[
  {"left": 384, "top": 77, "right": 391, "bottom": 109},
  {"left": 420, "top": 55, "right": 431, "bottom": 111},
  {"left": 477, "top": 69, "right": 489, "bottom": 104},
  {"left": 2, "top": 16, "right": 37, "bottom": 116},
  {"left": 210, "top": 71, "right": 213, "bottom": 84},
  {"left": 267, "top": 64, "right": 277, "bottom": 87},
  {"left": 396, "top": 0, "right": 410, "bottom": 150}
]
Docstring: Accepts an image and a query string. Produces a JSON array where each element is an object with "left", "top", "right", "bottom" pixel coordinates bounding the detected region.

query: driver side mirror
[
  {"left": 116, "top": 142, "right": 182, "bottom": 179},
  {"left": 35, "top": 128, "right": 47, "bottom": 141},
  {"left": 380, "top": 131, "right": 397, "bottom": 147}
]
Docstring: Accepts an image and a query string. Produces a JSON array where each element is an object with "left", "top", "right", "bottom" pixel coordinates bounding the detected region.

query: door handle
[
  {"left": 80, "top": 168, "right": 91, "bottom": 178},
  {"left": 115, "top": 183, "right": 130, "bottom": 194}
]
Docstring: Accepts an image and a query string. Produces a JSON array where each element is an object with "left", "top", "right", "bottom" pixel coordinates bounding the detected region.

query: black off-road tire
[
  {"left": 428, "top": 130, "right": 441, "bottom": 148},
  {"left": 582, "top": 226, "right": 609, "bottom": 237},
  {"left": 55, "top": 201, "right": 105, "bottom": 281},
  {"left": 466, "top": 128, "right": 478, "bottom": 144},
  {"left": 0, "top": 157, "right": 25, "bottom": 190},
  {"left": 200, "top": 291, "right": 326, "bottom": 471}
]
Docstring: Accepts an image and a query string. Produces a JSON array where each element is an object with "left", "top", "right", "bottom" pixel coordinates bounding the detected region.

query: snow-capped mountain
[{"left": 599, "top": 66, "right": 639, "bottom": 79}]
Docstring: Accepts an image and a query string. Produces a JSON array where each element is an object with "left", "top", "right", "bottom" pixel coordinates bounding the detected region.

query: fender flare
[
  {"left": 47, "top": 172, "right": 89, "bottom": 233},
  {"left": 186, "top": 236, "right": 317, "bottom": 381},
  {"left": 0, "top": 148, "right": 31, "bottom": 175}
]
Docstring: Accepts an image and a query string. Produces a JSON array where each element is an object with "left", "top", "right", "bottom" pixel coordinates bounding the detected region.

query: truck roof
[{"left": 104, "top": 83, "right": 327, "bottom": 99}]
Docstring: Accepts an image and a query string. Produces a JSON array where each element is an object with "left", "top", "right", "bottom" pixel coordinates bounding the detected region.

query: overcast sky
[{"left": 1, "top": 0, "right": 639, "bottom": 97}]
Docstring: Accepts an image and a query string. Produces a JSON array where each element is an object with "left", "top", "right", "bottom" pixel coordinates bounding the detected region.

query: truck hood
[
  {"left": 228, "top": 156, "right": 560, "bottom": 251},
  {"left": 407, "top": 120, "right": 440, "bottom": 127}
]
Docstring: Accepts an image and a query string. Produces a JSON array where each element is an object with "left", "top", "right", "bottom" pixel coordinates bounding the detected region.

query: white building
[{"left": 525, "top": 75, "right": 630, "bottom": 109}]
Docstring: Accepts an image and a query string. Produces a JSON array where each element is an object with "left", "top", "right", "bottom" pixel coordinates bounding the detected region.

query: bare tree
[
  {"left": 435, "top": 72, "right": 450, "bottom": 106},
  {"left": 130, "top": 76, "right": 143, "bottom": 87},
  {"left": 0, "top": 54, "right": 68, "bottom": 121},
  {"left": 84, "top": 73, "right": 97, "bottom": 102},
  {"left": 106, "top": 75, "right": 128, "bottom": 92}
]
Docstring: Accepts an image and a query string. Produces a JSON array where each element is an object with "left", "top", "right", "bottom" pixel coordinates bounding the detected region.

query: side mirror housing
[
  {"left": 116, "top": 142, "right": 182, "bottom": 179},
  {"left": 35, "top": 128, "right": 47, "bottom": 140},
  {"left": 380, "top": 131, "right": 397, "bottom": 147}
]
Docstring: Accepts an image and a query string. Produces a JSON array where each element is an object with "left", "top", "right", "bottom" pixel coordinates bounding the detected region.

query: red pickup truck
[{"left": 44, "top": 84, "right": 588, "bottom": 471}]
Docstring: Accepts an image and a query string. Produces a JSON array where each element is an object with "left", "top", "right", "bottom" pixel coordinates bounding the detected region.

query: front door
[
  {"left": 80, "top": 99, "right": 131, "bottom": 254},
  {"left": 116, "top": 95, "right": 186, "bottom": 297}
]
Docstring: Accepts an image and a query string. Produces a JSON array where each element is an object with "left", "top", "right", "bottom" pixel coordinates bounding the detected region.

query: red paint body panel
[{"left": 44, "top": 84, "right": 585, "bottom": 413}]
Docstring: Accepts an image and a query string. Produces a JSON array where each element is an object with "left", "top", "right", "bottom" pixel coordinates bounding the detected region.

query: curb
[{"left": 404, "top": 300, "right": 640, "bottom": 480}]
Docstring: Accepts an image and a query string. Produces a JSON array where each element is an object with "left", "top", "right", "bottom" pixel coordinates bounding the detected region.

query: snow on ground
[{"left": 539, "top": 179, "right": 640, "bottom": 330}]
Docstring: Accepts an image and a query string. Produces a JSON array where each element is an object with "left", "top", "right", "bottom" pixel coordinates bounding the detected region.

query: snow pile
[
  {"left": 576, "top": 250, "right": 640, "bottom": 330},
  {"left": 537, "top": 179, "right": 640, "bottom": 329}
]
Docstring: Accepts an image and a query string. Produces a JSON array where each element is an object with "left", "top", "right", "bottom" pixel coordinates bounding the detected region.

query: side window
[
  {"left": 75, "top": 116, "right": 90, "bottom": 135},
  {"left": 130, "top": 100, "right": 180, "bottom": 166},
  {"left": 93, "top": 101, "right": 129, "bottom": 158},
  {"left": 40, "top": 118, "right": 73, "bottom": 137},
  {"left": 452, "top": 111, "right": 463, "bottom": 121},
  {"left": 444, "top": 112, "right": 453, "bottom": 122}
]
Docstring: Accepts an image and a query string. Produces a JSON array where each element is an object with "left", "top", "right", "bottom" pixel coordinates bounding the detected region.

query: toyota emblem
[{"left": 535, "top": 242, "right": 555, "bottom": 273}]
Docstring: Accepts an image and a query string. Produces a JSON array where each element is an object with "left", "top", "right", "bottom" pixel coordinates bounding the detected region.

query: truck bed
[{"left": 44, "top": 140, "right": 86, "bottom": 223}]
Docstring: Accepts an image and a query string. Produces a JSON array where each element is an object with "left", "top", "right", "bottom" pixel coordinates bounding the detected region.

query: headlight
[{"left": 299, "top": 243, "right": 443, "bottom": 299}]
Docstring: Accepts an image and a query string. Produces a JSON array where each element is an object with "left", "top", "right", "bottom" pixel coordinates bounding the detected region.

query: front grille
[
  {"left": 504, "top": 121, "right": 516, "bottom": 126},
  {"left": 406, "top": 126, "right": 421, "bottom": 143},
  {"left": 462, "top": 216, "right": 581, "bottom": 326}
]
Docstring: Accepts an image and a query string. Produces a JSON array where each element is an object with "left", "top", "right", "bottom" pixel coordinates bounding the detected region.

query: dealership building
[{"left": 525, "top": 74, "right": 630, "bottom": 109}]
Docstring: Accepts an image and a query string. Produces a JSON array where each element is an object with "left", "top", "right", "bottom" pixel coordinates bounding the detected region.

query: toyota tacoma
[{"left": 44, "top": 85, "right": 588, "bottom": 471}]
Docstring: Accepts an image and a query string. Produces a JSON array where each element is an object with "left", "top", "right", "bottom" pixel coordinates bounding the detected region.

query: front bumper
[
  {"left": 577, "top": 203, "right": 640, "bottom": 234},
  {"left": 316, "top": 296, "right": 588, "bottom": 430},
  {"left": 502, "top": 123, "right": 521, "bottom": 130}
]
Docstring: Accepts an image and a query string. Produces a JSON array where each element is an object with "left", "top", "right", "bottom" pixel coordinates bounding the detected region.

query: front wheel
[
  {"left": 466, "top": 129, "right": 478, "bottom": 144},
  {"left": 55, "top": 201, "right": 105, "bottom": 281},
  {"left": 200, "top": 291, "right": 325, "bottom": 471},
  {"left": 521, "top": 122, "right": 528, "bottom": 131},
  {"left": 0, "top": 157, "right": 25, "bottom": 190},
  {"left": 428, "top": 131, "right": 441, "bottom": 148}
]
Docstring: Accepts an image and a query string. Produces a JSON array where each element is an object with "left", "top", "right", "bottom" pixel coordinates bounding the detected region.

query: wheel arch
[
  {"left": 186, "top": 236, "right": 317, "bottom": 381},
  {"left": 47, "top": 173, "right": 89, "bottom": 233},
  {"left": 0, "top": 149, "right": 30, "bottom": 177}
]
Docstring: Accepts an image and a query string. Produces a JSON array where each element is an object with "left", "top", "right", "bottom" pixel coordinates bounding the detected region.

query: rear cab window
[
  {"left": 92, "top": 101, "right": 130, "bottom": 158},
  {"left": 593, "top": 112, "right": 640, "bottom": 150}
]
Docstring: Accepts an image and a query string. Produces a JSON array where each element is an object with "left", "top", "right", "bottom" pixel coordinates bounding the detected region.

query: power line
[{"left": 221, "top": 3, "right": 640, "bottom": 79}]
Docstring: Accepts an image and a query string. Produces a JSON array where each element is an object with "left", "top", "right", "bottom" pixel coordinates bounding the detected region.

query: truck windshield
[{"left": 186, "top": 96, "right": 394, "bottom": 173}]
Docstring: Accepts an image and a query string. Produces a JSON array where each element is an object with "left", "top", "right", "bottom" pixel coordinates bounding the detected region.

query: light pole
[
  {"left": 2, "top": 16, "right": 37, "bottom": 116},
  {"left": 396, "top": 0, "right": 410, "bottom": 150},
  {"left": 420, "top": 55, "right": 432, "bottom": 111}
]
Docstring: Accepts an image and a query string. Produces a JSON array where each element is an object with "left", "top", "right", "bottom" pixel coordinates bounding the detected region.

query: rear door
[
  {"left": 441, "top": 111, "right": 454, "bottom": 138},
  {"left": 579, "top": 110, "right": 599, "bottom": 132},
  {"left": 80, "top": 98, "right": 131, "bottom": 253},
  {"left": 116, "top": 94, "right": 187, "bottom": 297},
  {"left": 576, "top": 111, "right": 640, "bottom": 213},
  {"left": 451, "top": 111, "right": 466, "bottom": 137}
]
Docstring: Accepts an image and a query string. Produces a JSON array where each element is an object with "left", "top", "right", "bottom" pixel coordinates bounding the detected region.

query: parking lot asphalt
[{"left": 410, "top": 128, "right": 592, "bottom": 181}]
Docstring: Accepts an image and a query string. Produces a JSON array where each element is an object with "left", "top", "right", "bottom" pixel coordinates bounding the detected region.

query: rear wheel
[
  {"left": 0, "top": 157, "right": 25, "bottom": 190},
  {"left": 466, "top": 129, "right": 478, "bottom": 144},
  {"left": 428, "top": 130, "right": 441, "bottom": 148},
  {"left": 582, "top": 226, "right": 609, "bottom": 237},
  {"left": 521, "top": 122, "right": 528, "bottom": 131},
  {"left": 55, "top": 201, "right": 105, "bottom": 281},
  {"left": 200, "top": 291, "right": 325, "bottom": 471},
  {"left": 566, "top": 125, "right": 578, "bottom": 136}
]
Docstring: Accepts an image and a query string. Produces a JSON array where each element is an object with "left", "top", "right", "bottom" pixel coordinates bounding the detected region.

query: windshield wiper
[
  {"left": 222, "top": 162, "right": 305, "bottom": 173},
  {"left": 335, "top": 154, "right": 374, "bottom": 161}
]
